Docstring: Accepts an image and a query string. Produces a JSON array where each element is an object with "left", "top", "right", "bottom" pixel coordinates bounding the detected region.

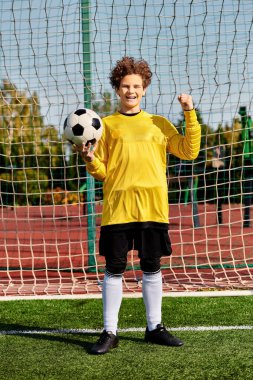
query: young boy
[{"left": 80, "top": 56, "right": 201, "bottom": 354}]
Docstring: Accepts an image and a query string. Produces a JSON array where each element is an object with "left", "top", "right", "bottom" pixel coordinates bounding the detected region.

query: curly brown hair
[{"left": 109, "top": 56, "right": 152, "bottom": 90}]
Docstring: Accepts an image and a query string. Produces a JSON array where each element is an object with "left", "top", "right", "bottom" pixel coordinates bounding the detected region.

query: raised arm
[{"left": 167, "top": 94, "right": 201, "bottom": 160}]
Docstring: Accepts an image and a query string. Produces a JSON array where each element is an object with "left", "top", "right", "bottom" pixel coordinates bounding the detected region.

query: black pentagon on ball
[
  {"left": 63, "top": 118, "right": 68, "bottom": 129},
  {"left": 72, "top": 123, "right": 84, "bottom": 136},
  {"left": 92, "top": 118, "right": 101, "bottom": 130},
  {"left": 74, "top": 109, "right": 87, "bottom": 116}
]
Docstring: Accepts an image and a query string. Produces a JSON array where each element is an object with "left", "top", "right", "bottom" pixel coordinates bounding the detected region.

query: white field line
[
  {"left": 1, "top": 325, "right": 253, "bottom": 336},
  {"left": 1, "top": 289, "right": 253, "bottom": 301}
]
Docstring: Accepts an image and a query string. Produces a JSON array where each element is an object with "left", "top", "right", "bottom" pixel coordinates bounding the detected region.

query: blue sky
[{"left": 1, "top": 0, "right": 253, "bottom": 131}]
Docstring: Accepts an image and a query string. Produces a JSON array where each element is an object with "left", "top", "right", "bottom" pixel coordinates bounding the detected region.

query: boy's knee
[
  {"left": 105, "top": 257, "right": 127, "bottom": 275},
  {"left": 140, "top": 257, "right": 161, "bottom": 273}
]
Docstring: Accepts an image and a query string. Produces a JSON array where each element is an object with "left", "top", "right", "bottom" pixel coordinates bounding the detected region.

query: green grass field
[{"left": 1, "top": 296, "right": 253, "bottom": 380}]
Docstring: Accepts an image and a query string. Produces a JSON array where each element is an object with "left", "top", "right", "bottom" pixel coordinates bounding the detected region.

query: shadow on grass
[{"left": 0, "top": 323, "right": 145, "bottom": 353}]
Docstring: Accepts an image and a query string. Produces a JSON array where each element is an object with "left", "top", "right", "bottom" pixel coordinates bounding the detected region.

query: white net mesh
[{"left": 0, "top": 0, "right": 253, "bottom": 297}]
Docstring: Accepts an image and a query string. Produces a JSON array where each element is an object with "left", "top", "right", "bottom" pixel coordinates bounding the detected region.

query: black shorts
[{"left": 99, "top": 224, "right": 172, "bottom": 259}]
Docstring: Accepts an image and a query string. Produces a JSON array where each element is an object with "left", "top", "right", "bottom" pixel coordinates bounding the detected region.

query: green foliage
[
  {"left": 0, "top": 80, "right": 69, "bottom": 205},
  {"left": 0, "top": 168, "right": 48, "bottom": 205},
  {"left": 169, "top": 108, "right": 248, "bottom": 204},
  {"left": 92, "top": 91, "right": 117, "bottom": 117},
  {"left": 0, "top": 79, "right": 250, "bottom": 206}
]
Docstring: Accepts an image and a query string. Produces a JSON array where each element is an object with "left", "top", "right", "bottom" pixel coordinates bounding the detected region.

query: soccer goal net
[{"left": 0, "top": 0, "right": 253, "bottom": 297}]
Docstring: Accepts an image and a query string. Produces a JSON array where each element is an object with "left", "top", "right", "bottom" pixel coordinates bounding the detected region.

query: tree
[
  {"left": 0, "top": 79, "right": 63, "bottom": 205},
  {"left": 92, "top": 91, "right": 117, "bottom": 117}
]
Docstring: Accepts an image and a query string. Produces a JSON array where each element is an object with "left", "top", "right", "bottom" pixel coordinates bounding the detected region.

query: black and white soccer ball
[{"left": 63, "top": 108, "right": 103, "bottom": 146}]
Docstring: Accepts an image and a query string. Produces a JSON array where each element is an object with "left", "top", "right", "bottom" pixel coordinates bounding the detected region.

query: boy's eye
[{"left": 122, "top": 85, "right": 141, "bottom": 89}]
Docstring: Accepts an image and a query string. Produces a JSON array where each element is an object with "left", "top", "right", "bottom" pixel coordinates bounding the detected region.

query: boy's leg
[
  {"left": 141, "top": 258, "right": 163, "bottom": 331},
  {"left": 137, "top": 229, "right": 171, "bottom": 331},
  {"left": 91, "top": 229, "right": 129, "bottom": 354},
  {"left": 99, "top": 229, "right": 130, "bottom": 333},
  {"left": 141, "top": 257, "right": 183, "bottom": 347},
  {"left": 102, "top": 270, "right": 123, "bottom": 335},
  {"left": 102, "top": 246, "right": 129, "bottom": 335},
  {"left": 90, "top": 268, "right": 125, "bottom": 355}
]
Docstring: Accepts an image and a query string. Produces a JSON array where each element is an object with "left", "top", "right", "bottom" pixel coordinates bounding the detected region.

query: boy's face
[{"left": 116, "top": 74, "right": 146, "bottom": 114}]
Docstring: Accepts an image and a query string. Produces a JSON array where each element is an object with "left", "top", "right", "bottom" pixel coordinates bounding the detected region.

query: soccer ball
[{"left": 63, "top": 108, "right": 103, "bottom": 146}]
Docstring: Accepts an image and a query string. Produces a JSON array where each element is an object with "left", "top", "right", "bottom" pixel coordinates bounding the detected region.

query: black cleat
[
  {"left": 90, "top": 330, "right": 119, "bottom": 355},
  {"left": 145, "top": 324, "right": 184, "bottom": 347}
]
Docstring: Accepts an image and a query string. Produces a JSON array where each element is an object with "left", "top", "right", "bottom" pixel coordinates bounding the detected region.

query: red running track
[{"left": 0, "top": 203, "right": 252, "bottom": 296}]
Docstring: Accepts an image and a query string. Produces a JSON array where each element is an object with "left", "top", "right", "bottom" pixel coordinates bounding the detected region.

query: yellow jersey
[{"left": 86, "top": 109, "right": 201, "bottom": 226}]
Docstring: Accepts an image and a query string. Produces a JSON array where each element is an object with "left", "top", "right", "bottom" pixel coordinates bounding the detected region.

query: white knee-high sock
[
  {"left": 102, "top": 271, "right": 123, "bottom": 335},
  {"left": 142, "top": 271, "right": 163, "bottom": 331}
]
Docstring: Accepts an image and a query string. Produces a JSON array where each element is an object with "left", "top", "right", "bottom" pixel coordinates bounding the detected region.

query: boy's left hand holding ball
[{"left": 73, "top": 142, "right": 97, "bottom": 162}]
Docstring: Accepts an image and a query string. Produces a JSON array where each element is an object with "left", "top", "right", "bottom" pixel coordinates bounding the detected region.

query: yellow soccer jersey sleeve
[{"left": 86, "top": 109, "right": 201, "bottom": 226}]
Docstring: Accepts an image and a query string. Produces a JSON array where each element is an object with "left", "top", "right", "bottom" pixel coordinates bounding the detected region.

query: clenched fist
[{"left": 178, "top": 94, "right": 194, "bottom": 111}]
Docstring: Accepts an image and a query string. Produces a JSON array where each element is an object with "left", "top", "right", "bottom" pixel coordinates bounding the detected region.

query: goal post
[
  {"left": 239, "top": 106, "right": 253, "bottom": 228},
  {"left": 81, "top": 0, "right": 96, "bottom": 271},
  {"left": 0, "top": 0, "right": 253, "bottom": 298}
]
